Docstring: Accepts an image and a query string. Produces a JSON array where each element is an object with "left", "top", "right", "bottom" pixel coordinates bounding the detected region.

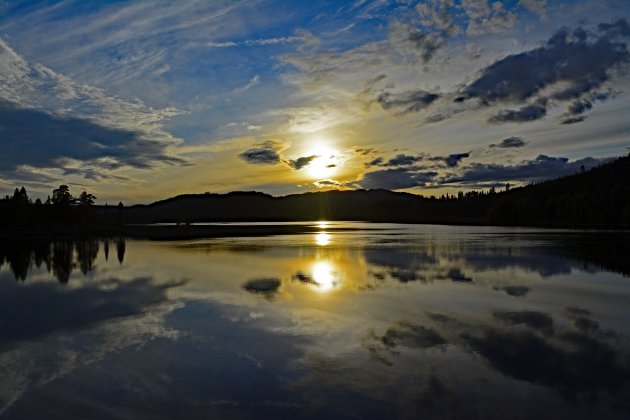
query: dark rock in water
[{"left": 242, "top": 278, "right": 281, "bottom": 296}]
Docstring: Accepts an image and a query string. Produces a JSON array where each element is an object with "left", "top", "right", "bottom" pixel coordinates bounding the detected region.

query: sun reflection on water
[{"left": 311, "top": 261, "right": 339, "bottom": 291}]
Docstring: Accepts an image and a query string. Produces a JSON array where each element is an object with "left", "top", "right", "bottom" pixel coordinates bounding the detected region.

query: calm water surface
[{"left": 1, "top": 223, "right": 629, "bottom": 419}]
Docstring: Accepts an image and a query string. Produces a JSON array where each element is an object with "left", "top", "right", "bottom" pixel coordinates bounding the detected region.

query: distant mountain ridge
[{"left": 123, "top": 153, "right": 630, "bottom": 227}]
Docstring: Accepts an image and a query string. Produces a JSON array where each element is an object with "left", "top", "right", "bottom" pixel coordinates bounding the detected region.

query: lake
[{"left": 1, "top": 223, "right": 629, "bottom": 419}]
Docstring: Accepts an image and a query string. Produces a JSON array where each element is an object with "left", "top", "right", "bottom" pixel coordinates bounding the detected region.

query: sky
[{"left": 0, "top": 0, "right": 629, "bottom": 204}]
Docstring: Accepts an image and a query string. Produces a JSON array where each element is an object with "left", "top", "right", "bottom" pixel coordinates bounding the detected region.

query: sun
[{"left": 304, "top": 145, "right": 339, "bottom": 179}]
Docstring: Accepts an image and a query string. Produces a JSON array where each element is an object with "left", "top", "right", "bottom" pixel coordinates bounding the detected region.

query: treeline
[
  {"left": 0, "top": 184, "right": 123, "bottom": 230},
  {"left": 123, "top": 189, "right": 496, "bottom": 225}
]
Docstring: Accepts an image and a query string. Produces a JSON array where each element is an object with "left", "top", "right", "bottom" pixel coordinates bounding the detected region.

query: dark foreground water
[{"left": 1, "top": 223, "right": 629, "bottom": 419}]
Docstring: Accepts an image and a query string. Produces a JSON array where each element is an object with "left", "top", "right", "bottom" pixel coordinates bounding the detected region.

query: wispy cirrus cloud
[{"left": 204, "top": 36, "right": 302, "bottom": 48}]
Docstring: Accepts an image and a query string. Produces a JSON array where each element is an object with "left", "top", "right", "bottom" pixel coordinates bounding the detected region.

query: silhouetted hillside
[
  {"left": 122, "top": 153, "right": 630, "bottom": 227},
  {"left": 123, "top": 189, "right": 487, "bottom": 224}
]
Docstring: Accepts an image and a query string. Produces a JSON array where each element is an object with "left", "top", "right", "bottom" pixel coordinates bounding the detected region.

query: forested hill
[
  {"left": 124, "top": 153, "right": 630, "bottom": 227},
  {"left": 487, "top": 152, "right": 630, "bottom": 226}
]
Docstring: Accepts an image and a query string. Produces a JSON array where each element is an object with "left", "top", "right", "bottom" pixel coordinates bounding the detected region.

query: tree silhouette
[
  {"left": 12, "top": 187, "right": 29, "bottom": 205},
  {"left": 78, "top": 191, "right": 97, "bottom": 206},
  {"left": 52, "top": 185, "right": 74, "bottom": 206}
]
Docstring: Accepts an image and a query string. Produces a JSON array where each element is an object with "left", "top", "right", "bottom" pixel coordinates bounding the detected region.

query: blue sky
[{"left": 1, "top": 0, "right": 629, "bottom": 203}]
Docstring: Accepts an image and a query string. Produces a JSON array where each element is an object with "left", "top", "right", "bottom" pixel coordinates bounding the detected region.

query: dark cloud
[
  {"left": 460, "top": 23, "right": 630, "bottom": 105},
  {"left": 367, "top": 20, "right": 628, "bottom": 126},
  {"left": 489, "top": 103, "right": 547, "bottom": 123},
  {"left": 565, "top": 91, "right": 611, "bottom": 117},
  {"left": 490, "top": 136, "right": 526, "bottom": 148},
  {"left": 368, "top": 153, "right": 467, "bottom": 169},
  {"left": 0, "top": 102, "right": 185, "bottom": 181},
  {"left": 386, "top": 154, "right": 424, "bottom": 166},
  {"left": 568, "top": 99, "right": 593, "bottom": 115},
  {"left": 430, "top": 152, "right": 470, "bottom": 167},
  {"left": 365, "top": 157, "right": 384, "bottom": 168},
  {"left": 446, "top": 20, "right": 630, "bottom": 126},
  {"left": 358, "top": 167, "right": 437, "bottom": 190},
  {"left": 377, "top": 90, "right": 439, "bottom": 114},
  {"left": 444, "top": 153, "right": 470, "bottom": 167},
  {"left": 561, "top": 116, "right": 586, "bottom": 125},
  {"left": 365, "top": 154, "right": 424, "bottom": 168},
  {"left": 446, "top": 155, "right": 605, "bottom": 184},
  {"left": 239, "top": 142, "right": 281, "bottom": 165},
  {"left": 288, "top": 155, "right": 317, "bottom": 170}
]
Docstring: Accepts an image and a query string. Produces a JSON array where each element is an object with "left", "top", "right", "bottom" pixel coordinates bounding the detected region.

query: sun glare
[{"left": 304, "top": 145, "right": 339, "bottom": 179}]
